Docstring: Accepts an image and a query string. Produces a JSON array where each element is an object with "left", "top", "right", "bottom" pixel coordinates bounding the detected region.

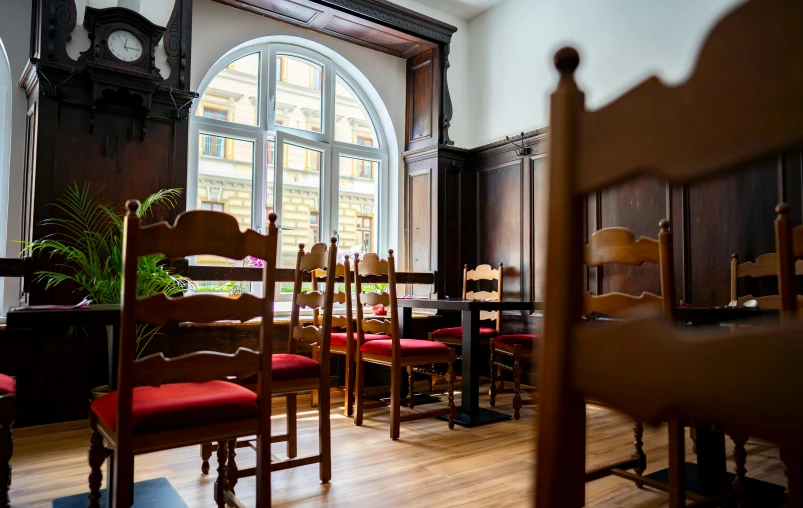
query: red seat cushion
[
  {"left": 330, "top": 332, "right": 387, "bottom": 347},
  {"left": 273, "top": 353, "right": 320, "bottom": 382},
  {"left": 492, "top": 334, "right": 538, "bottom": 348},
  {"left": 432, "top": 326, "right": 498, "bottom": 340},
  {"left": 361, "top": 338, "right": 450, "bottom": 358},
  {"left": 0, "top": 374, "right": 15, "bottom": 395},
  {"left": 91, "top": 380, "right": 259, "bottom": 434}
]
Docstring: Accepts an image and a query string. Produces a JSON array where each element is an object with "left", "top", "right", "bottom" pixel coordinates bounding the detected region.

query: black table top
[
  {"left": 6, "top": 304, "right": 121, "bottom": 329},
  {"left": 673, "top": 306, "right": 779, "bottom": 325},
  {"left": 396, "top": 298, "right": 541, "bottom": 312}
]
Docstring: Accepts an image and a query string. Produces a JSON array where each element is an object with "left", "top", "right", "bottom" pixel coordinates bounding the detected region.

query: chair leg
[
  {"left": 667, "top": 417, "right": 686, "bottom": 508},
  {"left": 354, "top": 352, "right": 365, "bottom": 426},
  {"left": 731, "top": 434, "right": 747, "bottom": 508},
  {"left": 0, "top": 418, "right": 11, "bottom": 508},
  {"left": 345, "top": 344, "right": 355, "bottom": 417},
  {"left": 112, "top": 443, "right": 134, "bottom": 508},
  {"left": 88, "top": 429, "right": 108, "bottom": 508},
  {"left": 226, "top": 439, "right": 238, "bottom": 494},
  {"left": 390, "top": 363, "right": 401, "bottom": 440},
  {"left": 513, "top": 345, "right": 523, "bottom": 420},
  {"left": 408, "top": 366, "right": 416, "bottom": 409},
  {"left": 200, "top": 442, "right": 213, "bottom": 475},
  {"left": 214, "top": 440, "right": 229, "bottom": 508},
  {"left": 782, "top": 445, "right": 803, "bottom": 507},
  {"left": 489, "top": 345, "right": 497, "bottom": 407},
  {"left": 632, "top": 422, "right": 646, "bottom": 488},
  {"left": 311, "top": 345, "right": 320, "bottom": 408},
  {"left": 287, "top": 394, "right": 298, "bottom": 458},
  {"left": 447, "top": 350, "right": 456, "bottom": 430},
  {"left": 319, "top": 371, "right": 332, "bottom": 483}
]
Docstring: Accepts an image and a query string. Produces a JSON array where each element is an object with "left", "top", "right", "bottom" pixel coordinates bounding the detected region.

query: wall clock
[{"left": 79, "top": 6, "right": 167, "bottom": 138}]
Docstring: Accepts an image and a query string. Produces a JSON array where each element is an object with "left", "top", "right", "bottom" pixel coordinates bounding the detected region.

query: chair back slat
[
  {"left": 572, "top": 315, "right": 803, "bottom": 441},
  {"left": 794, "top": 225, "right": 803, "bottom": 259},
  {"left": 736, "top": 253, "right": 780, "bottom": 279},
  {"left": 361, "top": 319, "right": 393, "bottom": 335},
  {"left": 133, "top": 348, "right": 260, "bottom": 386},
  {"left": 362, "top": 292, "right": 391, "bottom": 307},
  {"left": 296, "top": 292, "right": 326, "bottom": 310},
  {"left": 136, "top": 293, "right": 263, "bottom": 325},
  {"left": 466, "top": 264, "right": 500, "bottom": 281},
  {"left": 573, "top": 1, "right": 803, "bottom": 195},
  {"left": 479, "top": 310, "right": 499, "bottom": 322},
  {"left": 293, "top": 325, "right": 322, "bottom": 344},
  {"left": 331, "top": 315, "right": 350, "bottom": 330},
  {"left": 537, "top": 2, "right": 803, "bottom": 504},
  {"left": 137, "top": 210, "right": 273, "bottom": 261},
  {"left": 466, "top": 290, "right": 498, "bottom": 301},
  {"left": 585, "top": 228, "right": 659, "bottom": 267},
  {"left": 584, "top": 291, "right": 663, "bottom": 317}
]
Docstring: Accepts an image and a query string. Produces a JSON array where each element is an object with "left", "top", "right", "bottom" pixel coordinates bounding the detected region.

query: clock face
[{"left": 106, "top": 29, "right": 143, "bottom": 63}]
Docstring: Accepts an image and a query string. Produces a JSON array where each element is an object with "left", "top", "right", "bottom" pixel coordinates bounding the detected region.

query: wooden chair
[
  {"left": 88, "top": 204, "right": 279, "bottom": 507},
  {"left": 730, "top": 249, "right": 803, "bottom": 310},
  {"left": 771, "top": 203, "right": 803, "bottom": 319},
  {"left": 0, "top": 374, "right": 14, "bottom": 508},
  {"left": 536, "top": 0, "right": 803, "bottom": 505},
  {"left": 352, "top": 251, "right": 456, "bottom": 440},
  {"left": 429, "top": 263, "right": 503, "bottom": 390},
  {"left": 200, "top": 241, "right": 338, "bottom": 485}
]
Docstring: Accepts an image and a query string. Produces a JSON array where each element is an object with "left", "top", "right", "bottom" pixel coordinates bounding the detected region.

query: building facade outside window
[{"left": 190, "top": 41, "right": 388, "bottom": 275}]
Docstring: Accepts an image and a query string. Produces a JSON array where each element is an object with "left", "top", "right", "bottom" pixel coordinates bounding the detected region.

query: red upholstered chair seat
[
  {"left": 91, "top": 380, "right": 259, "bottom": 434},
  {"left": 432, "top": 326, "right": 498, "bottom": 340},
  {"left": 492, "top": 334, "right": 538, "bottom": 348},
  {"left": 361, "top": 338, "right": 450, "bottom": 357},
  {"left": 273, "top": 353, "right": 320, "bottom": 381},
  {"left": 0, "top": 373, "right": 15, "bottom": 395},
  {"left": 330, "top": 332, "right": 386, "bottom": 347}
]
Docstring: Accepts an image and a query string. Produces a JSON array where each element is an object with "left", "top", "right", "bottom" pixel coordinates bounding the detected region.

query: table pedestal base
[
  {"left": 646, "top": 463, "right": 786, "bottom": 506},
  {"left": 436, "top": 407, "right": 512, "bottom": 427}
]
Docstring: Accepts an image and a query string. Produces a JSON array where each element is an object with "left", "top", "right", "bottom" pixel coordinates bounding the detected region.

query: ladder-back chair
[
  {"left": 0, "top": 374, "right": 14, "bottom": 508},
  {"left": 352, "top": 251, "right": 456, "bottom": 440},
  {"left": 536, "top": 1, "right": 803, "bottom": 505},
  {"left": 430, "top": 263, "right": 503, "bottom": 390},
  {"left": 89, "top": 205, "right": 278, "bottom": 508},
  {"left": 730, "top": 250, "right": 803, "bottom": 310},
  {"left": 772, "top": 203, "right": 803, "bottom": 319}
]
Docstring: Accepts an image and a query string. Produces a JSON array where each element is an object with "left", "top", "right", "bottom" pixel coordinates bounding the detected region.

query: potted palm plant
[{"left": 21, "top": 184, "right": 192, "bottom": 396}]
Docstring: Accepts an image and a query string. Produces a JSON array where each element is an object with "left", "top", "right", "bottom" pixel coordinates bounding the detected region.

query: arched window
[{"left": 190, "top": 41, "right": 390, "bottom": 272}]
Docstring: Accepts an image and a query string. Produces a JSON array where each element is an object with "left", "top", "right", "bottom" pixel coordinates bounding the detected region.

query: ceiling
[{"left": 418, "top": 0, "right": 507, "bottom": 21}]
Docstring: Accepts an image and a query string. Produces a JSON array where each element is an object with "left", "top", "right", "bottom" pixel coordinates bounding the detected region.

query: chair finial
[
  {"left": 554, "top": 47, "right": 580, "bottom": 75},
  {"left": 658, "top": 219, "right": 670, "bottom": 231},
  {"left": 388, "top": 249, "right": 394, "bottom": 257},
  {"left": 330, "top": 236, "right": 338, "bottom": 246},
  {"left": 268, "top": 213, "right": 277, "bottom": 225},
  {"left": 126, "top": 199, "right": 140, "bottom": 215},
  {"left": 776, "top": 202, "right": 791, "bottom": 216},
  {"left": 731, "top": 253, "right": 739, "bottom": 261},
  {"left": 298, "top": 243, "right": 305, "bottom": 251}
]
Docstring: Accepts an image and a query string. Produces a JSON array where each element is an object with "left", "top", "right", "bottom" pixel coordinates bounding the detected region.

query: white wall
[
  {"left": 0, "top": 1, "right": 32, "bottom": 315},
  {"left": 467, "top": 0, "right": 745, "bottom": 146}
]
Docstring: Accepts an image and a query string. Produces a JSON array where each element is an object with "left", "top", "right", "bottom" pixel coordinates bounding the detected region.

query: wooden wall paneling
[
  {"left": 438, "top": 148, "right": 470, "bottom": 299},
  {"left": 476, "top": 159, "right": 524, "bottom": 301},
  {"left": 405, "top": 49, "right": 439, "bottom": 151},
  {"left": 688, "top": 158, "right": 779, "bottom": 305},
  {"left": 407, "top": 163, "right": 433, "bottom": 297},
  {"left": 670, "top": 184, "right": 687, "bottom": 302}
]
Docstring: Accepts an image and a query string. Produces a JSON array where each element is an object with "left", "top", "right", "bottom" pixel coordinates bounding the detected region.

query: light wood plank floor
[{"left": 8, "top": 388, "right": 787, "bottom": 507}]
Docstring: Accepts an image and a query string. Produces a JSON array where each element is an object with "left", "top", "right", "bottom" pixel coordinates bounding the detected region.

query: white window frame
[{"left": 189, "top": 42, "right": 390, "bottom": 248}]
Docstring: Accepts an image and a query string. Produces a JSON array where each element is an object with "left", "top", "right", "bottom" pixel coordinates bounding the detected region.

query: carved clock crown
[{"left": 80, "top": 6, "right": 165, "bottom": 77}]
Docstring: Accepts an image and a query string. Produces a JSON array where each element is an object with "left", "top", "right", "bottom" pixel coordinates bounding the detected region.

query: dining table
[{"left": 396, "top": 298, "right": 542, "bottom": 427}]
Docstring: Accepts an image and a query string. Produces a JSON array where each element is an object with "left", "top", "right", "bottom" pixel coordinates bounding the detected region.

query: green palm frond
[{"left": 19, "top": 183, "right": 190, "bottom": 357}]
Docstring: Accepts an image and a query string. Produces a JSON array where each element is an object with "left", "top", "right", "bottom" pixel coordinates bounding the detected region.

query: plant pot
[{"left": 90, "top": 384, "right": 110, "bottom": 401}]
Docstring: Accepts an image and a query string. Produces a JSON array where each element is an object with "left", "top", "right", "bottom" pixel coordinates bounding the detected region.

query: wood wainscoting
[{"left": 403, "top": 132, "right": 803, "bottom": 334}]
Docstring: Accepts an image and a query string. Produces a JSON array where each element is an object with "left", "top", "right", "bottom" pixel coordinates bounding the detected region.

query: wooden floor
[{"left": 8, "top": 387, "right": 787, "bottom": 507}]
